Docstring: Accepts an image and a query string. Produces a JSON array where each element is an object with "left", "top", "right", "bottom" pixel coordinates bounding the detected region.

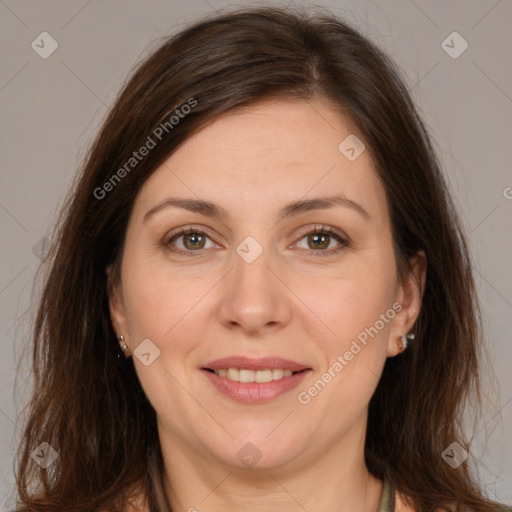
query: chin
[{"left": 211, "top": 435, "right": 304, "bottom": 471}]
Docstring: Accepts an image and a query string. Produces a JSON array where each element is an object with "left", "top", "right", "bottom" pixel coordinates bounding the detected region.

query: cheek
[
  {"left": 296, "top": 277, "right": 393, "bottom": 427},
  {"left": 120, "top": 259, "right": 211, "bottom": 417},
  {"left": 296, "top": 253, "right": 396, "bottom": 352},
  {"left": 121, "top": 249, "right": 212, "bottom": 341},
  {"left": 298, "top": 257, "right": 396, "bottom": 415}
]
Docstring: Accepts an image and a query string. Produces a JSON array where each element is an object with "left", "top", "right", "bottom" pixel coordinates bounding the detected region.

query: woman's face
[{"left": 109, "top": 98, "right": 425, "bottom": 471}]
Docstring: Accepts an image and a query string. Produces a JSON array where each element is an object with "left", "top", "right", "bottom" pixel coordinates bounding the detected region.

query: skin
[{"left": 108, "top": 97, "right": 426, "bottom": 512}]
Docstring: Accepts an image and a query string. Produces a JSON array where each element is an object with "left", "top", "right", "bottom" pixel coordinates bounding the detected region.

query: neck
[{"left": 157, "top": 421, "right": 384, "bottom": 512}]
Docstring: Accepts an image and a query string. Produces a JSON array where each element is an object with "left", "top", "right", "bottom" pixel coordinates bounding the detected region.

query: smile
[{"left": 208, "top": 368, "right": 302, "bottom": 383}]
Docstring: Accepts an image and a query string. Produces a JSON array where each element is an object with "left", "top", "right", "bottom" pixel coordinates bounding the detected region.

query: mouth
[
  {"left": 202, "top": 367, "right": 308, "bottom": 383},
  {"left": 201, "top": 356, "right": 311, "bottom": 403}
]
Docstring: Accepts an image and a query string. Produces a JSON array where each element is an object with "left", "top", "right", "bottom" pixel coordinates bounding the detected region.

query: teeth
[
  {"left": 213, "top": 368, "right": 295, "bottom": 383},
  {"left": 255, "top": 369, "right": 272, "bottom": 383},
  {"left": 239, "top": 369, "right": 254, "bottom": 383},
  {"left": 272, "top": 369, "right": 284, "bottom": 380}
]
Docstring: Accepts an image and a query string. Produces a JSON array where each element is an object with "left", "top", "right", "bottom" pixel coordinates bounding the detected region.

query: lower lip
[{"left": 201, "top": 369, "right": 311, "bottom": 403}]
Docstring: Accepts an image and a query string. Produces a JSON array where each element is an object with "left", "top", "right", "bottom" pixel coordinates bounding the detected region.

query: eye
[
  {"left": 294, "top": 224, "right": 349, "bottom": 256},
  {"left": 164, "top": 224, "right": 349, "bottom": 258},
  {"left": 164, "top": 227, "right": 217, "bottom": 257}
]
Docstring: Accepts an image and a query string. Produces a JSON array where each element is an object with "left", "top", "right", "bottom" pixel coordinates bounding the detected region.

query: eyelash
[{"left": 164, "top": 224, "right": 349, "bottom": 258}]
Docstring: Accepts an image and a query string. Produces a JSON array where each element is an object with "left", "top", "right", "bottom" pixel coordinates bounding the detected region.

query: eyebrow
[{"left": 143, "top": 194, "right": 371, "bottom": 223}]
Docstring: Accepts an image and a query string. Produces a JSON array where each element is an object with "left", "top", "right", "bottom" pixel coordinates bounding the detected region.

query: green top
[{"left": 378, "top": 477, "right": 394, "bottom": 512}]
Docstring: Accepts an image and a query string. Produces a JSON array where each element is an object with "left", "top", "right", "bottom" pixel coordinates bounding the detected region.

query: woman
[{"left": 14, "top": 5, "right": 510, "bottom": 512}]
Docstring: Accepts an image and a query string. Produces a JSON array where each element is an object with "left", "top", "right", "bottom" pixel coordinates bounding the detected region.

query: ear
[
  {"left": 105, "top": 264, "right": 128, "bottom": 341},
  {"left": 387, "top": 250, "right": 427, "bottom": 357}
]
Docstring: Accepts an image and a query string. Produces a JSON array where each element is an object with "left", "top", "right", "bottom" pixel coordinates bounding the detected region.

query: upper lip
[{"left": 202, "top": 356, "right": 310, "bottom": 372}]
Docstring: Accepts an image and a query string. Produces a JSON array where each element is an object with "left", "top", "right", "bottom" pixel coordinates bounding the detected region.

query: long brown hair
[{"left": 14, "top": 5, "right": 505, "bottom": 511}]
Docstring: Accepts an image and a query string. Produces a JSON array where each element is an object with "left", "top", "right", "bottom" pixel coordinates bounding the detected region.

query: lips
[
  {"left": 202, "top": 356, "right": 310, "bottom": 372},
  {"left": 201, "top": 356, "right": 311, "bottom": 403}
]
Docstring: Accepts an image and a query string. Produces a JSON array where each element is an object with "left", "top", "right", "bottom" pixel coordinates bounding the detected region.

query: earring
[
  {"left": 118, "top": 335, "right": 130, "bottom": 359},
  {"left": 397, "top": 332, "right": 415, "bottom": 353}
]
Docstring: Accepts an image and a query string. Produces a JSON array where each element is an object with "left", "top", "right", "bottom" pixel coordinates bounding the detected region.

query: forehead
[{"left": 132, "top": 98, "right": 388, "bottom": 227}]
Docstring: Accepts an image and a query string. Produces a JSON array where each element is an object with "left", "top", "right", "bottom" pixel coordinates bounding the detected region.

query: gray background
[{"left": 1, "top": 0, "right": 511, "bottom": 508}]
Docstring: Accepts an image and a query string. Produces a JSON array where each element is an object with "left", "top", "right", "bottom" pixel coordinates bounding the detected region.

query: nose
[{"left": 217, "top": 238, "right": 292, "bottom": 336}]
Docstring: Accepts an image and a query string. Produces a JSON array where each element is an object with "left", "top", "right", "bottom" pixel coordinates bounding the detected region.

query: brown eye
[
  {"left": 165, "top": 227, "right": 216, "bottom": 256},
  {"left": 295, "top": 225, "right": 349, "bottom": 255},
  {"left": 181, "top": 231, "right": 206, "bottom": 250},
  {"left": 307, "top": 232, "right": 330, "bottom": 250}
]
